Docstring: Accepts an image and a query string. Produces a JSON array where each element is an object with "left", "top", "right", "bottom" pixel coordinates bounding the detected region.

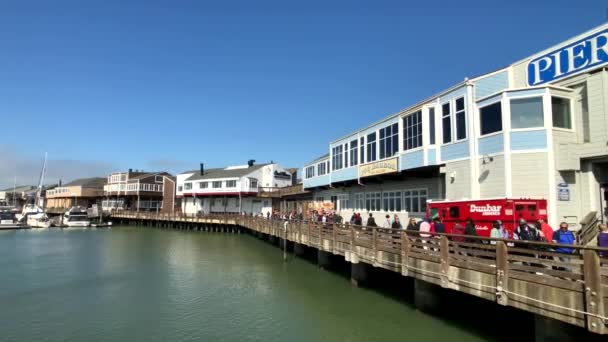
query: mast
[
  {"left": 36, "top": 153, "right": 48, "bottom": 208},
  {"left": 12, "top": 176, "right": 16, "bottom": 207}
]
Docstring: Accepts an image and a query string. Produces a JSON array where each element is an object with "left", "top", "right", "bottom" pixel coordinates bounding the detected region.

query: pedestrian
[
  {"left": 597, "top": 224, "right": 608, "bottom": 258},
  {"left": 552, "top": 222, "right": 576, "bottom": 272},
  {"left": 464, "top": 218, "right": 478, "bottom": 243},
  {"left": 433, "top": 216, "right": 445, "bottom": 234},
  {"left": 419, "top": 217, "right": 432, "bottom": 238},
  {"left": 350, "top": 213, "right": 357, "bottom": 225},
  {"left": 490, "top": 220, "right": 509, "bottom": 245},
  {"left": 406, "top": 218, "right": 418, "bottom": 231},
  {"left": 355, "top": 213, "right": 363, "bottom": 226},
  {"left": 366, "top": 213, "right": 377, "bottom": 227},
  {"left": 514, "top": 218, "right": 540, "bottom": 242},
  {"left": 391, "top": 215, "right": 402, "bottom": 229},
  {"left": 538, "top": 218, "right": 554, "bottom": 243},
  {"left": 383, "top": 215, "right": 391, "bottom": 228},
  {"left": 452, "top": 219, "right": 466, "bottom": 242}
]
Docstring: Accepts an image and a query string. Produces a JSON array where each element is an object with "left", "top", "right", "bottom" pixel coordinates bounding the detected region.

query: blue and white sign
[
  {"left": 557, "top": 183, "right": 570, "bottom": 201},
  {"left": 527, "top": 29, "right": 608, "bottom": 86}
]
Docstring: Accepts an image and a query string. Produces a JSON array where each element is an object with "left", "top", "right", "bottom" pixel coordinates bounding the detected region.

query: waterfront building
[
  {"left": 303, "top": 23, "right": 608, "bottom": 228},
  {"left": 176, "top": 161, "right": 294, "bottom": 215},
  {"left": 102, "top": 170, "right": 176, "bottom": 213},
  {"left": 0, "top": 184, "right": 57, "bottom": 209},
  {"left": 46, "top": 177, "right": 106, "bottom": 210}
]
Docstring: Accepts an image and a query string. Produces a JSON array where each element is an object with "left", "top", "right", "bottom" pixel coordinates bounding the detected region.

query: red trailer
[{"left": 426, "top": 198, "right": 548, "bottom": 237}]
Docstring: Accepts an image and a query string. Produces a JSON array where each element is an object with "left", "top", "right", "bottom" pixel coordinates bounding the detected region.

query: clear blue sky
[{"left": 0, "top": 0, "right": 604, "bottom": 187}]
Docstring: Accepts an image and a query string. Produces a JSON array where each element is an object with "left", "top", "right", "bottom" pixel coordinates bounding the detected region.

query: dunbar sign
[
  {"left": 527, "top": 29, "right": 608, "bottom": 86},
  {"left": 359, "top": 158, "right": 398, "bottom": 178}
]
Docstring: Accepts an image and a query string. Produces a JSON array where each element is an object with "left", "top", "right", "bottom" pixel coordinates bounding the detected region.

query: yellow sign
[{"left": 359, "top": 158, "right": 398, "bottom": 178}]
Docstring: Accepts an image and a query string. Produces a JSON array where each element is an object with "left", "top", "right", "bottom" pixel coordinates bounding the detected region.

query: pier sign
[
  {"left": 527, "top": 29, "right": 608, "bottom": 86},
  {"left": 359, "top": 158, "right": 398, "bottom": 178}
]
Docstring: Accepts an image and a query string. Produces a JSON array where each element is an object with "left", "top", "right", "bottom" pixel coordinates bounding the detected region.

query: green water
[{"left": 0, "top": 227, "right": 492, "bottom": 342}]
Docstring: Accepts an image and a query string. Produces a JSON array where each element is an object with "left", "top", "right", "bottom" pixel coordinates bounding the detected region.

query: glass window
[
  {"left": 380, "top": 123, "right": 399, "bottom": 158},
  {"left": 449, "top": 206, "right": 459, "bottom": 218},
  {"left": 428, "top": 108, "right": 436, "bottom": 145},
  {"left": 332, "top": 145, "right": 343, "bottom": 171},
  {"left": 480, "top": 102, "right": 503, "bottom": 135},
  {"left": 511, "top": 97, "right": 544, "bottom": 129},
  {"left": 349, "top": 140, "right": 358, "bottom": 167},
  {"left": 344, "top": 144, "right": 349, "bottom": 168},
  {"left": 225, "top": 180, "right": 236, "bottom": 188},
  {"left": 359, "top": 138, "right": 365, "bottom": 164},
  {"left": 317, "top": 162, "right": 326, "bottom": 176},
  {"left": 366, "top": 133, "right": 377, "bottom": 162},
  {"left": 184, "top": 182, "right": 192, "bottom": 190},
  {"left": 199, "top": 182, "right": 208, "bottom": 189},
  {"left": 212, "top": 181, "right": 222, "bottom": 188},
  {"left": 306, "top": 166, "right": 315, "bottom": 179},
  {"left": 442, "top": 102, "right": 451, "bottom": 143},
  {"left": 455, "top": 97, "right": 466, "bottom": 140},
  {"left": 250, "top": 179, "right": 258, "bottom": 188},
  {"left": 178, "top": 186, "right": 183, "bottom": 192},
  {"left": 403, "top": 111, "right": 423, "bottom": 150},
  {"left": 552, "top": 97, "right": 571, "bottom": 129}
]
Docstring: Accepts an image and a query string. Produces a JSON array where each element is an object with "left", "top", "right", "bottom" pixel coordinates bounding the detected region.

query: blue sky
[{"left": 0, "top": 0, "right": 603, "bottom": 187}]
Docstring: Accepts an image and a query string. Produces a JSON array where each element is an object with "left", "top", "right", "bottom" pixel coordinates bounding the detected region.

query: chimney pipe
[
  {"left": 200, "top": 163, "right": 204, "bottom": 175},
  {"left": 128, "top": 168, "right": 132, "bottom": 173},
  {"left": 247, "top": 159, "right": 255, "bottom": 167}
]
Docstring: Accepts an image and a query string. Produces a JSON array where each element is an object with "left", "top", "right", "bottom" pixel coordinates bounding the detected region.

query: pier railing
[{"left": 110, "top": 211, "right": 608, "bottom": 335}]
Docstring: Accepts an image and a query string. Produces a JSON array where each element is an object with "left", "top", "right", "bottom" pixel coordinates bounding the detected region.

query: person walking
[
  {"left": 433, "top": 216, "right": 445, "bottom": 234},
  {"left": 366, "top": 213, "right": 377, "bottom": 227},
  {"left": 597, "top": 223, "right": 608, "bottom": 258},
  {"left": 464, "top": 218, "right": 478, "bottom": 243},
  {"left": 538, "top": 218, "right": 554, "bottom": 243},
  {"left": 406, "top": 218, "right": 418, "bottom": 231},
  {"left": 391, "top": 215, "right": 402, "bottom": 229},
  {"left": 552, "top": 222, "right": 576, "bottom": 272},
  {"left": 490, "top": 220, "right": 509, "bottom": 245},
  {"left": 382, "top": 215, "right": 391, "bottom": 228}
]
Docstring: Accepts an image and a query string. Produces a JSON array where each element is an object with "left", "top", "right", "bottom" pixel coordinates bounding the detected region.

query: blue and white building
[{"left": 303, "top": 23, "right": 608, "bottom": 228}]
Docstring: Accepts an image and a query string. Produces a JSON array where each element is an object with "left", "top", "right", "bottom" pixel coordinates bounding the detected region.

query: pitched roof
[
  {"left": 305, "top": 153, "right": 330, "bottom": 165},
  {"left": 0, "top": 185, "right": 36, "bottom": 192},
  {"left": 185, "top": 164, "right": 269, "bottom": 182},
  {"left": 128, "top": 171, "right": 172, "bottom": 181},
  {"left": 64, "top": 177, "right": 106, "bottom": 188}
]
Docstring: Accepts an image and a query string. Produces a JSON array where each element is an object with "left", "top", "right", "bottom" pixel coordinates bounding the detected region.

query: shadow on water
[{"left": 244, "top": 229, "right": 605, "bottom": 342}]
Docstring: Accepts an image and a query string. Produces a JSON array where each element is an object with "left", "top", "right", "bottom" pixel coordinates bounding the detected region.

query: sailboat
[{"left": 17, "top": 153, "right": 51, "bottom": 228}]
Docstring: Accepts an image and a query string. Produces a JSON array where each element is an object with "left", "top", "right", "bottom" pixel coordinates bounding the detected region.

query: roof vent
[
  {"left": 247, "top": 159, "right": 255, "bottom": 167},
  {"left": 200, "top": 163, "right": 205, "bottom": 175}
]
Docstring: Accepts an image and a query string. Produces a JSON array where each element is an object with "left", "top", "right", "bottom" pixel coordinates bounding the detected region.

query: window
[
  {"left": 455, "top": 97, "right": 466, "bottom": 140},
  {"left": 366, "top": 132, "right": 377, "bottom": 162},
  {"left": 480, "top": 102, "right": 503, "bottom": 135},
  {"left": 225, "top": 180, "right": 236, "bottom": 188},
  {"left": 552, "top": 97, "right": 571, "bottom": 129},
  {"left": 359, "top": 137, "right": 365, "bottom": 164},
  {"left": 379, "top": 123, "right": 399, "bottom": 158},
  {"left": 184, "top": 183, "right": 192, "bottom": 190},
  {"left": 306, "top": 166, "right": 315, "bottom": 179},
  {"left": 199, "top": 182, "right": 208, "bottom": 189},
  {"left": 403, "top": 111, "right": 423, "bottom": 150},
  {"left": 332, "top": 145, "right": 343, "bottom": 170},
  {"left": 338, "top": 194, "right": 349, "bottom": 210},
  {"left": 344, "top": 143, "right": 349, "bottom": 168},
  {"left": 250, "top": 179, "right": 258, "bottom": 188},
  {"left": 212, "top": 181, "right": 222, "bottom": 188},
  {"left": 330, "top": 195, "right": 338, "bottom": 210},
  {"left": 428, "top": 108, "right": 436, "bottom": 145},
  {"left": 449, "top": 206, "right": 460, "bottom": 218},
  {"left": 155, "top": 175, "right": 163, "bottom": 183},
  {"left": 317, "top": 162, "right": 326, "bottom": 176},
  {"left": 382, "top": 191, "right": 402, "bottom": 212},
  {"left": 365, "top": 192, "right": 382, "bottom": 211},
  {"left": 511, "top": 97, "right": 544, "bottom": 128},
  {"left": 354, "top": 193, "right": 365, "bottom": 210},
  {"left": 403, "top": 189, "right": 427, "bottom": 213},
  {"left": 349, "top": 140, "right": 358, "bottom": 166},
  {"left": 442, "top": 102, "right": 451, "bottom": 143}
]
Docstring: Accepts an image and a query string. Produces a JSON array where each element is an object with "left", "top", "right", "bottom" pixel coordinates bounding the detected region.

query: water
[{"left": 0, "top": 227, "right": 493, "bottom": 342}]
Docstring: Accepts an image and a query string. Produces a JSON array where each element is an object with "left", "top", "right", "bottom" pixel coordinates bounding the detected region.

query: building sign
[
  {"left": 527, "top": 29, "right": 608, "bottom": 86},
  {"left": 359, "top": 158, "right": 398, "bottom": 178},
  {"left": 469, "top": 204, "right": 502, "bottom": 216},
  {"left": 557, "top": 183, "right": 570, "bottom": 201}
]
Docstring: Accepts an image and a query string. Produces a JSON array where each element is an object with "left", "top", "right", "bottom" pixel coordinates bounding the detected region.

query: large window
[
  {"left": 184, "top": 182, "right": 192, "bottom": 190},
  {"left": 511, "top": 97, "right": 544, "bottom": 128},
  {"left": 338, "top": 194, "right": 349, "bottom": 210},
  {"left": 212, "top": 181, "right": 222, "bottom": 189},
  {"left": 552, "top": 97, "right": 571, "bottom": 129},
  {"left": 480, "top": 102, "right": 503, "bottom": 135},
  {"left": 442, "top": 102, "right": 451, "bottom": 143},
  {"left": 199, "top": 182, "right": 208, "bottom": 189},
  {"left": 349, "top": 140, "right": 358, "bottom": 166},
  {"left": 365, "top": 192, "right": 382, "bottom": 211},
  {"left": 403, "top": 189, "right": 427, "bottom": 213},
  {"left": 354, "top": 193, "right": 365, "bottom": 210},
  {"left": 225, "top": 180, "right": 236, "bottom": 188},
  {"left": 359, "top": 137, "right": 365, "bottom": 164},
  {"left": 366, "top": 133, "right": 377, "bottom": 162},
  {"left": 250, "top": 179, "right": 258, "bottom": 188},
  {"left": 379, "top": 123, "right": 399, "bottom": 159},
  {"left": 455, "top": 97, "right": 467, "bottom": 140},
  {"left": 332, "top": 145, "right": 343, "bottom": 171},
  {"left": 317, "top": 162, "right": 327, "bottom": 176},
  {"left": 428, "top": 107, "right": 436, "bottom": 145},
  {"left": 403, "top": 111, "right": 423, "bottom": 150},
  {"left": 306, "top": 166, "right": 315, "bottom": 179},
  {"left": 382, "top": 191, "right": 402, "bottom": 212}
]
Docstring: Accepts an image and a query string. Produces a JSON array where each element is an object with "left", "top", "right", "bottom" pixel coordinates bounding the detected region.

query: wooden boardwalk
[{"left": 111, "top": 211, "right": 608, "bottom": 335}]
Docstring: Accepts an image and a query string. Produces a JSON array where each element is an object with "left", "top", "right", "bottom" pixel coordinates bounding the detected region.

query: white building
[
  {"left": 176, "top": 161, "right": 294, "bottom": 215},
  {"left": 303, "top": 23, "right": 608, "bottom": 229}
]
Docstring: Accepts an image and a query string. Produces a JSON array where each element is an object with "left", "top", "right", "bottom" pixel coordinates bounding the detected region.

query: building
[
  {"left": 0, "top": 185, "right": 57, "bottom": 209},
  {"left": 46, "top": 177, "right": 106, "bottom": 210},
  {"left": 176, "top": 161, "right": 294, "bottom": 215},
  {"left": 102, "top": 170, "right": 176, "bottom": 213},
  {"left": 302, "top": 23, "right": 608, "bottom": 228}
]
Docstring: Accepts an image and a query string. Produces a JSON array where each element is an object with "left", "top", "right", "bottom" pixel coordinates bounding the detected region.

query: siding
[
  {"left": 331, "top": 167, "right": 358, "bottom": 183},
  {"left": 475, "top": 71, "right": 508, "bottom": 99},
  {"left": 303, "top": 174, "right": 330, "bottom": 189},
  {"left": 576, "top": 71, "right": 608, "bottom": 159},
  {"left": 512, "top": 61, "right": 527, "bottom": 88},
  {"left": 478, "top": 155, "right": 505, "bottom": 198},
  {"left": 441, "top": 141, "right": 469, "bottom": 161},
  {"left": 506, "top": 88, "right": 546, "bottom": 98},
  {"left": 445, "top": 160, "right": 471, "bottom": 200},
  {"left": 427, "top": 148, "right": 438, "bottom": 165},
  {"left": 478, "top": 133, "right": 504, "bottom": 155},
  {"left": 438, "top": 86, "right": 467, "bottom": 103},
  {"left": 511, "top": 152, "right": 549, "bottom": 198},
  {"left": 510, "top": 130, "right": 547, "bottom": 150},
  {"left": 554, "top": 169, "right": 581, "bottom": 226},
  {"left": 400, "top": 150, "right": 424, "bottom": 170}
]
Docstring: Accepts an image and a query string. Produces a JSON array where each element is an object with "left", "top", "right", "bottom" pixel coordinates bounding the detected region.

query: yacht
[
  {"left": 0, "top": 209, "right": 25, "bottom": 229},
  {"left": 16, "top": 153, "right": 51, "bottom": 228},
  {"left": 63, "top": 207, "right": 91, "bottom": 227}
]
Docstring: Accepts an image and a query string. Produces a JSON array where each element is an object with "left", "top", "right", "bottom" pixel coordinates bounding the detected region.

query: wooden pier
[{"left": 111, "top": 211, "right": 608, "bottom": 337}]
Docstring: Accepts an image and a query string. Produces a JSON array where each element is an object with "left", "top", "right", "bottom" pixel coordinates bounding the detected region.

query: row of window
[
  {"left": 316, "top": 189, "right": 428, "bottom": 213},
  {"left": 180, "top": 180, "right": 240, "bottom": 191}
]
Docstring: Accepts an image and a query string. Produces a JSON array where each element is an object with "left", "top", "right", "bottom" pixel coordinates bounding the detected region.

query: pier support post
[
  {"left": 350, "top": 262, "right": 370, "bottom": 287},
  {"left": 317, "top": 250, "right": 332, "bottom": 269},
  {"left": 414, "top": 279, "right": 443, "bottom": 313}
]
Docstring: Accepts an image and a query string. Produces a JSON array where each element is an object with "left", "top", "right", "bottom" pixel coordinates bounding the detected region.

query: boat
[
  {"left": 16, "top": 153, "right": 51, "bottom": 228},
  {"left": 0, "top": 209, "right": 26, "bottom": 229},
  {"left": 63, "top": 207, "right": 91, "bottom": 227}
]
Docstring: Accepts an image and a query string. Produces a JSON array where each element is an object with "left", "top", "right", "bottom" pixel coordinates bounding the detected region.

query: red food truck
[{"left": 426, "top": 198, "right": 548, "bottom": 237}]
